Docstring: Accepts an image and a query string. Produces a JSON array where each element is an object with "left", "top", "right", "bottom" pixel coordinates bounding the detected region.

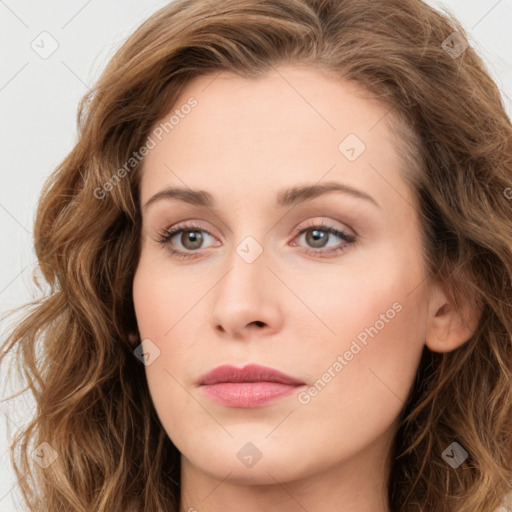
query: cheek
[
  {"left": 294, "top": 240, "right": 428, "bottom": 401},
  {"left": 290, "top": 276, "right": 426, "bottom": 462},
  {"left": 132, "top": 263, "right": 197, "bottom": 441},
  {"left": 132, "top": 250, "right": 199, "bottom": 337},
  {"left": 132, "top": 256, "right": 206, "bottom": 407},
  {"left": 293, "top": 247, "right": 424, "bottom": 347}
]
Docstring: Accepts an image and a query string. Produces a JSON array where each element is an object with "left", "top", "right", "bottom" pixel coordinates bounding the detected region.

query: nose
[{"left": 209, "top": 245, "right": 283, "bottom": 340}]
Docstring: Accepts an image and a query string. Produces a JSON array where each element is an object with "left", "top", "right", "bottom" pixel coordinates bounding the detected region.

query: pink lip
[{"left": 198, "top": 364, "right": 306, "bottom": 408}]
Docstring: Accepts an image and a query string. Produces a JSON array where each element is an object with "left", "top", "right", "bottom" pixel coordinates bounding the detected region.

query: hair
[{"left": 1, "top": 0, "right": 511, "bottom": 510}]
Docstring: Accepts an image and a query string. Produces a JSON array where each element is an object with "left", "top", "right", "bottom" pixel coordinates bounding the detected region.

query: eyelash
[{"left": 156, "top": 220, "right": 356, "bottom": 260}]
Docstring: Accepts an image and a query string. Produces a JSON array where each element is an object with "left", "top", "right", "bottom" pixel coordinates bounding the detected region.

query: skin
[{"left": 132, "top": 64, "right": 479, "bottom": 512}]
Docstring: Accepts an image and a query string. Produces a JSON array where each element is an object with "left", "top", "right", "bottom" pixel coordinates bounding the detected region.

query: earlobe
[
  {"left": 128, "top": 331, "right": 140, "bottom": 346},
  {"left": 425, "top": 285, "right": 482, "bottom": 353}
]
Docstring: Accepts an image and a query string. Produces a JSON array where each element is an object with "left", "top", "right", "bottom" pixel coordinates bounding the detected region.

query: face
[{"left": 133, "top": 64, "right": 432, "bottom": 487}]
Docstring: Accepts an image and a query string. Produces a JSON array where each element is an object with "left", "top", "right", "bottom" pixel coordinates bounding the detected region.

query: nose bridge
[
  {"left": 221, "top": 231, "right": 268, "bottom": 298},
  {"left": 210, "top": 225, "right": 281, "bottom": 336},
  {"left": 224, "top": 209, "right": 269, "bottom": 269}
]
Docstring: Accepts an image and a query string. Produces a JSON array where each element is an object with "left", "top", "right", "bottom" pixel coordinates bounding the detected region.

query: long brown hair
[{"left": 1, "top": 0, "right": 511, "bottom": 510}]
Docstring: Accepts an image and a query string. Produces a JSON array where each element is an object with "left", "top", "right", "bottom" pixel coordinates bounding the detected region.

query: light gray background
[{"left": 1, "top": 1, "right": 511, "bottom": 510}]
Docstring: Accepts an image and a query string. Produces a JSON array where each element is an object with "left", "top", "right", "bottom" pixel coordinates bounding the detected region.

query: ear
[{"left": 425, "top": 282, "right": 483, "bottom": 353}]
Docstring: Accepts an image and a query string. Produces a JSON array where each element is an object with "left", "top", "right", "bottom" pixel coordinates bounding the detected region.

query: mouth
[{"left": 198, "top": 363, "right": 306, "bottom": 408}]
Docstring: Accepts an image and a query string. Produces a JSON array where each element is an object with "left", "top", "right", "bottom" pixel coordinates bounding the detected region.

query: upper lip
[{"left": 198, "top": 364, "right": 305, "bottom": 386}]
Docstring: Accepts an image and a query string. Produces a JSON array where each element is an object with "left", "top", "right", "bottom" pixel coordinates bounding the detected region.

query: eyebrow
[{"left": 142, "top": 181, "right": 379, "bottom": 211}]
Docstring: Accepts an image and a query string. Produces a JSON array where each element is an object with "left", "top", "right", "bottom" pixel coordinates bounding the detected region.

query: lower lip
[{"left": 200, "top": 382, "right": 304, "bottom": 408}]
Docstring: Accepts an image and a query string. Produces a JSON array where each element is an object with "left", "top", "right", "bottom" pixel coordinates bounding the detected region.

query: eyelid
[
  {"left": 157, "top": 217, "right": 354, "bottom": 244},
  {"left": 290, "top": 218, "right": 356, "bottom": 240}
]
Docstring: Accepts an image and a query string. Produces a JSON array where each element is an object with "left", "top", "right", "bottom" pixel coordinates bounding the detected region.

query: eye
[
  {"left": 290, "top": 220, "right": 356, "bottom": 258},
  {"left": 156, "top": 221, "right": 217, "bottom": 260},
  {"left": 156, "top": 219, "right": 356, "bottom": 260}
]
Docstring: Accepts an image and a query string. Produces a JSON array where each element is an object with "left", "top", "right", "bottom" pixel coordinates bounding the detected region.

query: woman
[{"left": 1, "top": 0, "right": 511, "bottom": 510}]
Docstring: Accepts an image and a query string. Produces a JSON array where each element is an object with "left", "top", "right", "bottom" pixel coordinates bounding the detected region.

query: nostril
[{"left": 253, "top": 321, "right": 265, "bottom": 327}]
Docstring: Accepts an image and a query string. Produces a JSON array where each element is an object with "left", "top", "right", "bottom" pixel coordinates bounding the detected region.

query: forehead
[{"left": 139, "top": 65, "right": 414, "bottom": 214}]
